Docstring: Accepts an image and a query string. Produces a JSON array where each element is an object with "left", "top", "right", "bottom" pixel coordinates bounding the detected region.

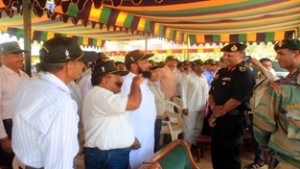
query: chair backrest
[
  {"left": 165, "top": 100, "right": 183, "bottom": 126},
  {"left": 150, "top": 140, "right": 200, "bottom": 169}
]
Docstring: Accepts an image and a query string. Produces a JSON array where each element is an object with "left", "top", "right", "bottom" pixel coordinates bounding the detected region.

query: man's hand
[
  {"left": 211, "top": 106, "right": 226, "bottom": 117},
  {"left": 131, "top": 137, "right": 141, "bottom": 150},
  {"left": 208, "top": 117, "right": 216, "bottom": 128},
  {"left": 0, "top": 137, "right": 13, "bottom": 154},
  {"left": 182, "top": 109, "right": 189, "bottom": 116},
  {"left": 132, "top": 74, "right": 144, "bottom": 87}
]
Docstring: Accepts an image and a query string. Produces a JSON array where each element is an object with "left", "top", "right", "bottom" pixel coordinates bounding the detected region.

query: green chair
[{"left": 140, "top": 140, "right": 200, "bottom": 169}]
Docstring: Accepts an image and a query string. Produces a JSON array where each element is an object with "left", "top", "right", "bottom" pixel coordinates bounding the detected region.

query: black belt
[
  {"left": 227, "top": 109, "right": 245, "bottom": 116},
  {"left": 25, "top": 166, "right": 44, "bottom": 169},
  {"left": 3, "top": 119, "right": 13, "bottom": 139}
]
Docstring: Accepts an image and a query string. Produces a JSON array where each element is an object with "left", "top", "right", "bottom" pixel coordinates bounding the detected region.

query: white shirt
[
  {"left": 120, "top": 72, "right": 156, "bottom": 169},
  {"left": 250, "top": 68, "right": 279, "bottom": 111},
  {"left": 148, "top": 81, "right": 166, "bottom": 116},
  {"left": 181, "top": 71, "right": 209, "bottom": 111},
  {"left": 68, "top": 81, "right": 83, "bottom": 127},
  {"left": 12, "top": 72, "right": 79, "bottom": 169},
  {"left": 82, "top": 86, "right": 134, "bottom": 150},
  {"left": 78, "top": 73, "right": 92, "bottom": 98},
  {"left": 175, "top": 69, "right": 184, "bottom": 96},
  {"left": 0, "top": 65, "right": 29, "bottom": 138}
]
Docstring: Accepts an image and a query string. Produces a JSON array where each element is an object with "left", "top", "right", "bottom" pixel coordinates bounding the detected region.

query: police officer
[
  {"left": 254, "top": 39, "right": 300, "bottom": 169},
  {"left": 208, "top": 42, "right": 255, "bottom": 169}
]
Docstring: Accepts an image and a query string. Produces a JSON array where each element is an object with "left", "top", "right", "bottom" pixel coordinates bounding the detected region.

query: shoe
[{"left": 243, "top": 161, "right": 264, "bottom": 169}]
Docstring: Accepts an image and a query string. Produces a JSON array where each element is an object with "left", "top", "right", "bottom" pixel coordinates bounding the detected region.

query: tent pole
[
  {"left": 22, "top": 0, "right": 32, "bottom": 76},
  {"left": 187, "top": 35, "right": 190, "bottom": 60},
  {"left": 145, "top": 35, "right": 148, "bottom": 53}
]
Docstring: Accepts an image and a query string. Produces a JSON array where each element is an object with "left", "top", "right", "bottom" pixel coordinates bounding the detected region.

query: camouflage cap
[{"left": 274, "top": 39, "right": 300, "bottom": 51}]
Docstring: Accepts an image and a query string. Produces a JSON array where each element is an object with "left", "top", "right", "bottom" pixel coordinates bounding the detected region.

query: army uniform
[
  {"left": 209, "top": 42, "right": 255, "bottom": 169},
  {"left": 254, "top": 39, "right": 300, "bottom": 169}
]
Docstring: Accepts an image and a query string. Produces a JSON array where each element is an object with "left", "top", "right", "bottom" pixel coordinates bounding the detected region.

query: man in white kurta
[
  {"left": 181, "top": 59, "right": 209, "bottom": 145},
  {"left": 121, "top": 50, "right": 156, "bottom": 169}
]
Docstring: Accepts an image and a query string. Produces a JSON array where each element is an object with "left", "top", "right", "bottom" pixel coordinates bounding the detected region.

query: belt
[
  {"left": 227, "top": 109, "right": 245, "bottom": 116},
  {"left": 25, "top": 166, "right": 44, "bottom": 169}
]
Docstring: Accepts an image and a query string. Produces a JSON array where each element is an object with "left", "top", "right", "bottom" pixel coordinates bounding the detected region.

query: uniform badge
[
  {"left": 65, "top": 50, "right": 70, "bottom": 59},
  {"left": 222, "top": 82, "right": 226, "bottom": 85},
  {"left": 130, "top": 57, "right": 134, "bottom": 61},
  {"left": 239, "top": 66, "right": 246, "bottom": 72},
  {"left": 101, "top": 66, "right": 105, "bottom": 72},
  {"left": 12, "top": 42, "right": 20, "bottom": 49},
  {"left": 222, "top": 77, "right": 231, "bottom": 81},
  {"left": 231, "top": 45, "right": 238, "bottom": 52},
  {"left": 277, "top": 41, "right": 283, "bottom": 47}
]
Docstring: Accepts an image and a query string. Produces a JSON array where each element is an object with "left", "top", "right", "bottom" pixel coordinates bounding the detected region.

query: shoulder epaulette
[{"left": 238, "top": 66, "right": 246, "bottom": 72}]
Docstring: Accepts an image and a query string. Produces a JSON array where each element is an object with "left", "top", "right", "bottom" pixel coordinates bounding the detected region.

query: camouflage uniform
[{"left": 254, "top": 65, "right": 300, "bottom": 169}]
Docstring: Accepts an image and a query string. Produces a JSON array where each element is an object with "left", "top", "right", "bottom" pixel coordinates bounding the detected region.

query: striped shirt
[
  {"left": 254, "top": 67, "right": 300, "bottom": 168},
  {"left": 12, "top": 72, "right": 79, "bottom": 169}
]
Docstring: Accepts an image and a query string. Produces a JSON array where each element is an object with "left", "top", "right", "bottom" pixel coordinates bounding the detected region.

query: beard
[
  {"left": 115, "top": 81, "right": 123, "bottom": 88},
  {"left": 137, "top": 65, "right": 151, "bottom": 78}
]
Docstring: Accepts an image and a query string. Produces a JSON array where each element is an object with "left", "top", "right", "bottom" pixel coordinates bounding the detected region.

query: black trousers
[
  {"left": 211, "top": 115, "right": 245, "bottom": 169},
  {"left": 0, "top": 119, "right": 14, "bottom": 168}
]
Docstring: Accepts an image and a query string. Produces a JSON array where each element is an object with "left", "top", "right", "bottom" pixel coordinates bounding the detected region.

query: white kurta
[
  {"left": 120, "top": 72, "right": 156, "bottom": 169},
  {"left": 181, "top": 71, "right": 208, "bottom": 145}
]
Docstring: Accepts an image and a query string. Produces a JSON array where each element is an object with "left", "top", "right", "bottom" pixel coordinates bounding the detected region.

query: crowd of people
[{"left": 0, "top": 37, "right": 300, "bottom": 169}]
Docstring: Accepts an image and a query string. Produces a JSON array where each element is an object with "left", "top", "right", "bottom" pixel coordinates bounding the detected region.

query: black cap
[
  {"left": 92, "top": 60, "right": 129, "bottom": 77},
  {"left": 98, "top": 52, "right": 109, "bottom": 59},
  {"left": 192, "top": 59, "right": 204, "bottom": 67},
  {"left": 39, "top": 37, "right": 98, "bottom": 63},
  {"left": 204, "top": 59, "right": 217, "bottom": 65},
  {"left": 274, "top": 39, "right": 300, "bottom": 51},
  {"left": 221, "top": 42, "right": 247, "bottom": 52},
  {"left": 125, "top": 50, "right": 154, "bottom": 66},
  {"left": 0, "top": 41, "right": 29, "bottom": 55}
]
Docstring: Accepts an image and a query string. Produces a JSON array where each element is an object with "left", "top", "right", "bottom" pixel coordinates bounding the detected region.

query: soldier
[
  {"left": 208, "top": 42, "right": 255, "bottom": 169},
  {"left": 254, "top": 39, "right": 300, "bottom": 169}
]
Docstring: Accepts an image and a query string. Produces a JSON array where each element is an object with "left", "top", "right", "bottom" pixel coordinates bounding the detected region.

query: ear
[{"left": 65, "top": 61, "right": 73, "bottom": 73}]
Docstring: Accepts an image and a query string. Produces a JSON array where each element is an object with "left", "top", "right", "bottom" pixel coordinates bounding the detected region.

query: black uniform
[{"left": 209, "top": 62, "right": 255, "bottom": 169}]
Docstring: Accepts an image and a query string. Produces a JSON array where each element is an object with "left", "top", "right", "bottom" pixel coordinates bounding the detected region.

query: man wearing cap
[
  {"left": 181, "top": 59, "right": 208, "bottom": 145},
  {"left": 82, "top": 60, "right": 144, "bottom": 169},
  {"left": 12, "top": 37, "right": 98, "bottom": 169},
  {"left": 159, "top": 56, "right": 177, "bottom": 100},
  {"left": 254, "top": 39, "right": 300, "bottom": 169},
  {"left": 0, "top": 41, "right": 29, "bottom": 168},
  {"left": 208, "top": 42, "right": 255, "bottom": 169},
  {"left": 120, "top": 49, "right": 156, "bottom": 169},
  {"left": 202, "top": 59, "right": 218, "bottom": 89}
]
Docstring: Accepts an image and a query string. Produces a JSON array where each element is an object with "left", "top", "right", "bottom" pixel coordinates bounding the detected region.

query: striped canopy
[{"left": 0, "top": 0, "right": 299, "bottom": 47}]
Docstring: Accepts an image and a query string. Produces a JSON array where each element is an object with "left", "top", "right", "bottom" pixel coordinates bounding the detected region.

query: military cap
[
  {"left": 274, "top": 39, "right": 300, "bottom": 51},
  {"left": 205, "top": 59, "right": 217, "bottom": 65},
  {"left": 192, "top": 59, "right": 204, "bottom": 67},
  {"left": 40, "top": 37, "right": 98, "bottom": 63},
  {"left": 0, "top": 41, "right": 29, "bottom": 55},
  {"left": 92, "top": 60, "right": 128, "bottom": 77},
  {"left": 125, "top": 50, "right": 154, "bottom": 66},
  {"left": 98, "top": 52, "right": 109, "bottom": 59},
  {"left": 221, "top": 42, "right": 247, "bottom": 52}
]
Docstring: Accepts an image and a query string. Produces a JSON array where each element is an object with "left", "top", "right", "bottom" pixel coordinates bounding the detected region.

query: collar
[
  {"left": 39, "top": 72, "right": 71, "bottom": 95},
  {"left": 2, "top": 65, "right": 24, "bottom": 75}
]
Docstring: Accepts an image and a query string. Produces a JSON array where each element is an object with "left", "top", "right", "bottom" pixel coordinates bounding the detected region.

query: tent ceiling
[{"left": 0, "top": 0, "right": 299, "bottom": 46}]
